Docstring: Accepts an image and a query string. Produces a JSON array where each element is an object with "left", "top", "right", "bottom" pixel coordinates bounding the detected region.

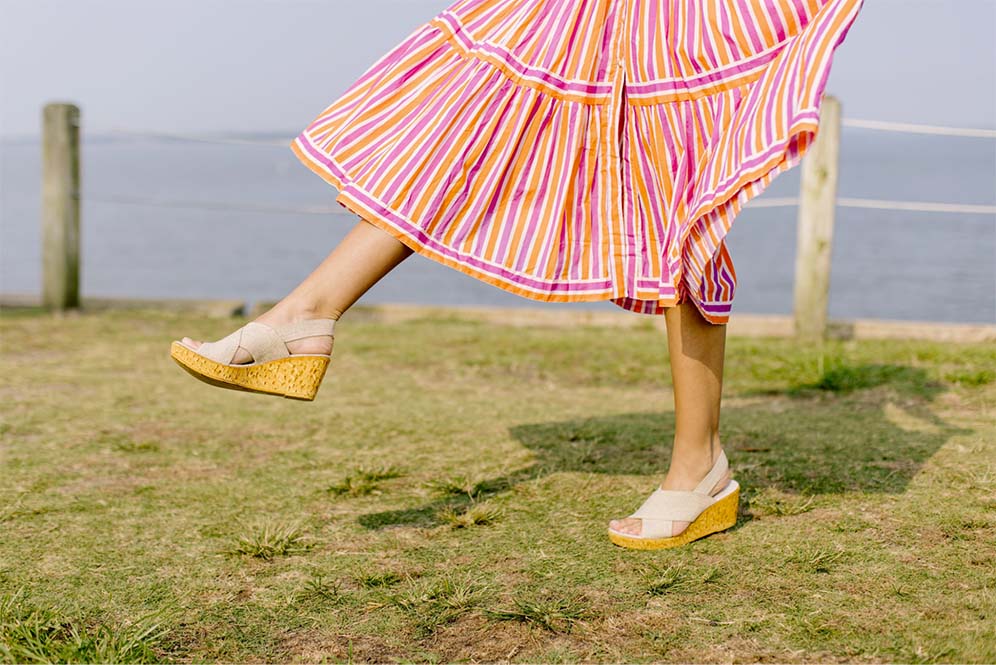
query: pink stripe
[
  {"left": 291, "top": 0, "right": 864, "bottom": 325},
  {"left": 495, "top": 97, "right": 544, "bottom": 264},
  {"left": 439, "top": 12, "right": 614, "bottom": 95},
  {"left": 299, "top": 133, "right": 616, "bottom": 294}
]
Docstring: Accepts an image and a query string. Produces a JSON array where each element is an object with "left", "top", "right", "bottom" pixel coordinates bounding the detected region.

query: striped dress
[{"left": 290, "top": 0, "right": 864, "bottom": 324}]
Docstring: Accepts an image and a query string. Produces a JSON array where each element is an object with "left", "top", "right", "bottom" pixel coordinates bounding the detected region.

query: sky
[{"left": 0, "top": 0, "right": 994, "bottom": 138}]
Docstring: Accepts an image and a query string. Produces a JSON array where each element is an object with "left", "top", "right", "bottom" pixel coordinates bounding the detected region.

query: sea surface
[{"left": 2, "top": 129, "right": 994, "bottom": 323}]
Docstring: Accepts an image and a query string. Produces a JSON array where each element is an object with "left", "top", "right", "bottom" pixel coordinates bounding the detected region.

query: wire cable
[
  {"left": 748, "top": 196, "right": 995, "bottom": 214},
  {"left": 83, "top": 193, "right": 353, "bottom": 216},
  {"left": 841, "top": 118, "right": 996, "bottom": 139},
  {"left": 102, "top": 115, "right": 996, "bottom": 148},
  {"left": 84, "top": 193, "right": 996, "bottom": 216}
]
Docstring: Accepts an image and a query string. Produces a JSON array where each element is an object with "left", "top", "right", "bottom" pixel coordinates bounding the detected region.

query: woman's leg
[
  {"left": 182, "top": 217, "right": 414, "bottom": 363},
  {"left": 609, "top": 298, "right": 732, "bottom": 535}
]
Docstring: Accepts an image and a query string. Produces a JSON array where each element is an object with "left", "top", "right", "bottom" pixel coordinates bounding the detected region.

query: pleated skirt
[{"left": 290, "top": 0, "right": 864, "bottom": 324}]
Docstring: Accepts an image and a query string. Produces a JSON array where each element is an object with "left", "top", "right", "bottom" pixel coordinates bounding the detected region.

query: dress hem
[{"left": 289, "top": 138, "right": 730, "bottom": 322}]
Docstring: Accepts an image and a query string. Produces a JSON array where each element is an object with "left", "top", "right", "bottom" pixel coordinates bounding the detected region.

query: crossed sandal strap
[
  {"left": 194, "top": 322, "right": 290, "bottom": 365},
  {"left": 630, "top": 489, "right": 716, "bottom": 522},
  {"left": 627, "top": 450, "right": 731, "bottom": 539}
]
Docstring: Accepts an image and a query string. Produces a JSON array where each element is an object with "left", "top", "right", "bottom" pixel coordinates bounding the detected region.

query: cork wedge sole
[
  {"left": 607, "top": 480, "right": 740, "bottom": 550},
  {"left": 170, "top": 341, "right": 330, "bottom": 401}
]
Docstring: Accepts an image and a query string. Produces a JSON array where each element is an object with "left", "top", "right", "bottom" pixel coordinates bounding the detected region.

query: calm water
[{"left": 2, "top": 129, "right": 993, "bottom": 323}]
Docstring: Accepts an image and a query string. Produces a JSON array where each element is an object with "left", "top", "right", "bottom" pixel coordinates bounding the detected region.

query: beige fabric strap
[
  {"left": 694, "top": 449, "right": 729, "bottom": 495},
  {"left": 240, "top": 323, "right": 291, "bottom": 364},
  {"left": 193, "top": 318, "right": 335, "bottom": 365},
  {"left": 194, "top": 326, "right": 251, "bottom": 365},
  {"left": 274, "top": 318, "right": 336, "bottom": 342},
  {"left": 194, "top": 322, "right": 287, "bottom": 365},
  {"left": 638, "top": 518, "right": 674, "bottom": 539},
  {"left": 630, "top": 490, "right": 715, "bottom": 522},
  {"left": 628, "top": 450, "right": 730, "bottom": 538}
]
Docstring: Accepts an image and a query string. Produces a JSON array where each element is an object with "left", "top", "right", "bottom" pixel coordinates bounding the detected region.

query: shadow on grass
[{"left": 357, "top": 363, "right": 972, "bottom": 530}]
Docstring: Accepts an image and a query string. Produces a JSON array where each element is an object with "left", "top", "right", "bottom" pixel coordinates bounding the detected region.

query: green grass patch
[
  {"left": 436, "top": 501, "right": 504, "bottom": 528},
  {"left": 0, "top": 589, "right": 173, "bottom": 663},
  {"left": 484, "top": 589, "right": 592, "bottom": 633},
  {"left": 1, "top": 308, "right": 994, "bottom": 662},
  {"left": 641, "top": 561, "right": 724, "bottom": 596},
  {"left": 224, "top": 521, "right": 312, "bottom": 560},
  {"left": 943, "top": 368, "right": 995, "bottom": 387},
  {"left": 325, "top": 463, "right": 406, "bottom": 497},
  {"left": 382, "top": 574, "right": 488, "bottom": 639},
  {"left": 293, "top": 574, "right": 344, "bottom": 605},
  {"left": 356, "top": 571, "right": 404, "bottom": 589},
  {"left": 423, "top": 475, "right": 488, "bottom": 499}
]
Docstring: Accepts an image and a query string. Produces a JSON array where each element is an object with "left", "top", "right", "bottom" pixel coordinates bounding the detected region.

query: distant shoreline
[{"left": 2, "top": 293, "right": 994, "bottom": 343}]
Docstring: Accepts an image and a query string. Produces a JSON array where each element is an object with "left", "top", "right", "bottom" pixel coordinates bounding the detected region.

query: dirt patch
[
  {"left": 421, "top": 612, "right": 544, "bottom": 662},
  {"left": 278, "top": 627, "right": 403, "bottom": 663}
]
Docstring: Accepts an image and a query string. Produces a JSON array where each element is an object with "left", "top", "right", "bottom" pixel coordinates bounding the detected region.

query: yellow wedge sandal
[
  {"left": 169, "top": 318, "right": 336, "bottom": 401},
  {"left": 607, "top": 450, "right": 740, "bottom": 550}
]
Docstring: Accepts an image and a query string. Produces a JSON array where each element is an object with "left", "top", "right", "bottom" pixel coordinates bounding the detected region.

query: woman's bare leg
[
  {"left": 609, "top": 298, "right": 732, "bottom": 536},
  {"left": 182, "top": 218, "right": 413, "bottom": 363}
]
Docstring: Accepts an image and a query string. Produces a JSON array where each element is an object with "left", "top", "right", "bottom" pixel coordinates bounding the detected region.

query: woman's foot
[
  {"left": 181, "top": 299, "right": 335, "bottom": 364},
  {"left": 608, "top": 442, "right": 732, "bottom": 537}
]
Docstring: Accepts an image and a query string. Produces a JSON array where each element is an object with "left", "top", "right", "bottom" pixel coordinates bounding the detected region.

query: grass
[
  {"left": 436, "top": 501, "right": 504, "bottom": 528},
  {"left": 225, "top": 521, "right": 312, "bottom": 560},
  {"left": 642, "top": 562, "right": 723, "bottom": 596},
  {"left": 1, "top": 306, "right": 994, "bottom": 662},
  {"left": 748, "top": 487, "right": 818, "bottom": 516},
  {"left": 325, "top": 464, "right": 406, "bottom": 497},
  {"left": 0, "top": 589, "right": 173, "bottom": 663},
  {"left": 356, "top": 571, "right": 404, "bottom": 589},
  {"left": 294, "top": 574, "right": 343, "bottom": 603},
  {"left": 423, "top": 475, "right": 489, "bottom": 499},
  {"left": 483, "top": 590, "right": 592, "bottom": 633},
  {"left": 382, "top": 574, "right": 488, "bottom": 639}
]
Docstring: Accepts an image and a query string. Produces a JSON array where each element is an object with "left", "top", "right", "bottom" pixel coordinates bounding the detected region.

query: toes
[
  {"left": 177, "top": 337, "right": 251, "bottom": 362},
  {"left": 609, "top": 518, "right": 641, "bottom": 535}
]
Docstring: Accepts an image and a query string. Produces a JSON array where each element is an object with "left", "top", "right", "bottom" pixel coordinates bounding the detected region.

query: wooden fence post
[
  {"left": 793, "top": 95, "right": 841, "bottom": 342},
  {"left": 41, "top": 102, "right": 81, "bottom": 311}
]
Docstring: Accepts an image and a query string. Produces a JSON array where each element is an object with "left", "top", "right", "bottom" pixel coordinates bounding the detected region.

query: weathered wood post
[
  {"left": 793, "top": 95, "right": 841, "bottom": 342},
  {"left": 41, "top": 102, "right": 81, "bottom": 310}
]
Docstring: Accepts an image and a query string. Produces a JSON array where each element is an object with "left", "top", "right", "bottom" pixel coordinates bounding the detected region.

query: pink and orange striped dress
[{"left": 290, "top": 0, "right": 863, "bottom": 324}]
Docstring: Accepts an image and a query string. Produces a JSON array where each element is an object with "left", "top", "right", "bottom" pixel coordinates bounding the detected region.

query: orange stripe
[
  {"left": 430, "top": 17, "right": 610, "bottom": 105},
  {"left": 291, "top": 0, "right": 861, "bottom": 326}
]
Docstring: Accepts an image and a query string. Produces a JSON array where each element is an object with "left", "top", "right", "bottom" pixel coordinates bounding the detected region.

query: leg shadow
[{"left": 357, "top": 363, "right": 972, "bottom": 529}]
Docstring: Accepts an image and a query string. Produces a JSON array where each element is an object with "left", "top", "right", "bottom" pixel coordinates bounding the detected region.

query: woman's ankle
[
  {"left": 293, "top": 297, "right": 343, "bottom": 321},
  {"left": 265, "top": 297, "right": 342, "bottom": 323},
  {"left": 663, "top": 435, "right": 724, "bottom": 485}
]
